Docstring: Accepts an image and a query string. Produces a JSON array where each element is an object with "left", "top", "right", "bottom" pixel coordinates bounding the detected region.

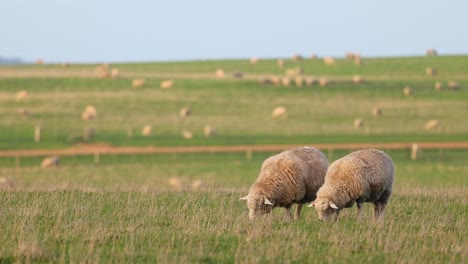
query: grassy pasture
[{"left": 0, "top": 149, "right": 467, "bottom": 263}]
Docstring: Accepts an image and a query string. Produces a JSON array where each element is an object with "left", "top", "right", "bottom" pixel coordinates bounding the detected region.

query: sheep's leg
[
  {"left": 374, "top": 189, "right": 391, "bottom": 222},
  {"left": 294, "top": 204, "right": 302, "bottom": 221},
  {"left": 284, "top": 206, "right": 294, "bottom": 221},
  {"left": 356, "top": 200, "right": 364, "bottom": 221}
]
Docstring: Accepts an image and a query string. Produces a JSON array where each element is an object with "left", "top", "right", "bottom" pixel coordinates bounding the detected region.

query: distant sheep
[
  {"left": 292, "top": 54, "right": 303, "bottom": 61},
  {"left": 35, "top": 59, "right": 45, "bottom": 65},
  {"left": 403, "top": 86, "right": 413, "bottom": 96},
  {"left": 16, "top": 90, "right": 28, "bottom": 101},
  {"left": 241, "top": 146, "right": 329, "bottom": 221},
  {"left": 40, "top": 156, "right": 60, "bottom": 169},
  {"left": 434, "top": 81, "right": 443, "bottom": 91},
  {"left": 353, "top": 118, "right": 365, "bottom": 128},
  {"left": 352, "top": 75, "right": 364, "bottom": 84},
  {"left": 160, "top": 80, "right": 174, "bottom": 89},
  {"left": 215, "top": 69, "right": 225, "bottom": 79},
  {"left": 81, "top": 105, "right": 97, "bottom": 120},
  {"left": 0, "top": 177, "right": 15, "bottom": 189},
  {"left": 179, "top": 107, "right": 191, "bottom": 118},
  {"left": 232, "top": 71, "right": 244, "bottom": 79},
  {"left": 426, "top": 67, "right": 437, "bottom": 76},
  {"left": 204, "top": 126, "right": 217, "bottom": 137},
  {"left": 447, "top": 81, "right": 460, "bottom": 91},
  {"left": 294, "top": 76, "right": 303, "bottom": 87},
  {"left": 425, "top": 120, "right": 439, "bottom": 130},
  {"left": 310, "top": 53, "right": 318, "bottom": 60},
  {"left": 372, "top": 107, "right": 382, "bottom": 117},
  {"left": 270, "top": 76, "right": 281, "bottom": 86},
  {"left": 319, "top": 78, "right": 329, "bottom": 87},
  {"left": 250, "top": 57, "right": 259, "bottom": 64},
  {"left": 309, "top": 149, "right": 394, "bottom": 222},
  {"left": 305, "top": 77, "right": 318, "bottom": 86},
  {"left": 191, "top": 179, "right": 206, "bottom": 190},
  {"left": 132, "top": 78, "right": 145, "bottom": 88},
  {"left": 281, "top": 78, "right": 291, "bottom": 87},
  {"left": 286, "top": 67, "right": 303, "bottom": 78},
  {"left": 323, "top": 57, "right": 335, "bottom": 65},
  {"left": 168, "top": 177, "right": 185, "bottom": 189},
  {"left": 354, "top": 56, "right": 363, "bottom": 66},
  {"left": 272, "top": 106, "right": 288, "bottom": 119},
  {"left": 142, "top": 125, "right": 152, "bottom": 136},
  {"left": 259, "top": 77, "right": 274, "bottom": 86},
  {"left": 426, "top": 49, "right": 438, "bottom": 56},
  {"left": 182, "top": 131, "right": 193, "bottom": 139},
  {"left": 110, "top": 68, "right": 120, "bottom": 79}
]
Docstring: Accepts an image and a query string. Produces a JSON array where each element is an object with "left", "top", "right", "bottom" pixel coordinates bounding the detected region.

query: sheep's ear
[
  {"left": 329, "top": 201, "right": 338, "bottom": 209},
  {"left": 240, "top": 195, "right": 249, "bottom": 201},
  {"left": 307, "top": 202, "right": 315, "bottom": 208},
  {"left": 264, "top": 197, "right": 274, "bottom": 206}
]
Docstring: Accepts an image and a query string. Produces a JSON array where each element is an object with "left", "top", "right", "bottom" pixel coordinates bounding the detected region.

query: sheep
[
  {"left": 232, "top": 71, "right": 244, "bottom": 79},
  {"left": 270, "top": 76, "right": 281, "bottom": 86},
  {"left": 426, "top": 49, "right": 438, "bottom": 56},
  {"left": 292, "top": 54, "right": 303, "bottom": 61},
  {"left": 215, "top": 69, "right": 225, "bottom": 79},
  {"left": 353, "top": 118, "right": 365, "bottom": 128},
  {"left": 110, "top": 68, "right": 120, "bottom": 79},
  {"left": 191, "top": 179, "right": 206, "bottom": 190},
  {"left": 81, "top": 105, "right": 97, "bottom": 120},
  {"left": 286, "top": 68, "right": 302, "bottom": 78},
  {"left": 309, "top": 149, "right": 394, "bottom": 222},
  {"left": 447, "top": 81, "right": 460, "bottom": 91},
  {"left": 0, "top": 177, "right": 15, "bottom": 189},
  {"left": 241, "top": 146, "right": 329, "bottom": 221},
  {"left": 142, "top": 125, "right": 152, "bottom": 136},
  {"left": 40, "top": 156, "right": 60, "bottom": 169},
  {"left": 425, "top": 120, "right": 439, "bottom": 130},
  {"left": 434, "top": 81, "right": 443, "bottom": 91},
  {"left": 259, "top": 77, "right": 274, "bottom": 86},
  {"left": 426, "top": 67, "right": 437, "bottom": 76},
  {"left": 371, "top": 107, "right": 382, "bottom": 117},
  {"left": 352, "top": 75, "right": 365, "bottom": 84},
  {"left": 305, "top": 77, "right": 318, "bottom": 86},
  {"left": 403, "top": 86, "right": 413, "bottom": 96},
  {"left": 179, "top": 107, "right": 191, "bottom": 118},
  {"left": 160, "top": 80, "right": 174, "bottom": 89},
  {"left": 272, "top": 106, "right": 288, "bottom": 119},
  {"left": 132, "top": 78, "right": 145, "bottom": 88},
  {"left": 16, "top": 90, "right": 28, "bottom": 101},
  {"left": 323, "top": 57, "right": 335, "bottom": 65},
  {"left": 354, "top": 56, "right": 363, "bottom": 66},
  {"left": 250, "top": 57, "right": 258, "bottom": 64},
  {"left": 204, "top": 126, "right": 217, "bottom": 137},
  {"left": 182, "top": 131, "right": 193, "bottom": 139},
  {"left": 310, "top": 53, "right": 318, "bottom": 60},
  {"left": 319, "top": 78, "right": 329, "bottom": 87},
  {"left": 294, "top": 76, "right": 303, "bottom": 87},
  {"left": 281, "top": 77, "right": 291, "bottom": 87}
]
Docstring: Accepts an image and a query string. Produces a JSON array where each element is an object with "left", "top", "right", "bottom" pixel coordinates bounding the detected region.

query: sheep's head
[
  {"left": 308, "top": 198, "right": 339, "bottom": 221},
  {"left": 240, "top": 194, "right": 274, "bottom": 220}
]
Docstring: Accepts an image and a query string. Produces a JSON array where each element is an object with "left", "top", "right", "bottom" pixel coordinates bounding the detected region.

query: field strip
[
  {"left": 1, "top": 141, "right": 467, "bottom": 157},
  {"left": 1, "top": 69, "right": 468, "bottom": 81}
]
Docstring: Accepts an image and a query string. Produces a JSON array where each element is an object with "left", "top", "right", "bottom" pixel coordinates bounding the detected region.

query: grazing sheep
[
  {"left": 281, "top": 77, "right": 291, "bottom": 87},
  {"left": 352, "top": 75, "right": 365, "bottom": 84},
  {"left": 277, "top": 59, "right": 286, "bottom": 68},
  {"left": 353, "top": 118, "right": 365, "bottom": 128},
  {"left": 142, "top": 125, "right": 152, "bottom": 136},
  {"left": 294, "top": 76, "right": 303, "bottom": 87},
  {"left": 215, "top": 69, "right": 225, "bottom": 79},
  {"left": 40, "top": 156, "right": 60, "bottom": 169},
  {"left": 259, "top": 77, "right": 274, "bottom": 86},
  {"left": 447, "top": 81, "right": 460, "bottom": 91},
  {"left": 232, "top": 71, "right": 244, "bottom": 79},
  {"left": 426, "top": 49, "right": 438, "bottom": 56},
  {"left": 168, "top": 177, "right": 185, "bottom": 189},
  {"left": 81, "top": 105, "right": 97, "bottom": 120},
  {"left": 345, "top": 52, "right": 356, "bottom": 60},
  {"left": 204, "top": 126, "right": 217, "bottom": 137},
  {"left": 110, "top": 68, "right": 120, "bottom": 79},
  {"left": 179, "top": 107, "right": 191, "bottom": 118},
  {"left": 319, "top": 78, "right": 329, "bottom": 87},
  {"left": 132, "top": 78, "right": 145, "bottom": 88},
  {"left": 426, "top": 67, "right": 437, "bottom": 76},
  {"left": 371, "top": 107, "right": 382, "bottom": 117},
  {"left": 241, "top": 146, "right": 329, "bottom": 221},
  {"left": 16, "top": 90, "right": 28, "bottom": 101},
  {"left": 182, "top": 131, "right": 193, "bottom": 139},
  {"left": 403, "top": 86, "right": 413, "bottom": 96},
  {"left": 292, "top": 54, "right": 303, "bottom": 61},
  {"left": 323, "top": 57, "right": 335, "bottom": 65},
  {"left": 434, "top": 81, "right": 443, "bottom": 91},
  {"left": 425, "top": 120, "right": 439, "bottom": 130},
  {"left": 286, "top": 68, "right": 303, "bottom": 78},
  {"left": 272, "top": 106, "right": 288, "bottom": 119},
  {"left": 160, "top": 80, "right": 174, "bottom": 89},
  {"left": 310, "top": 53, "right": 318, "bottom": 60},
  {"left": 305, "top": 77, "right": 318, "bottom": 86},
  {"left": 191, "top": 179, "right": 206, "bottom": 190},
  {"left": 250, "top": 57, "right": 258, "bottom": 64},
  {"left": 270, "top": 76, "right": 281, "bottom": 86},
  {"left": 309, "top": 149, "right": 394, "bottom": 222},
  {"left": 0, "top": 177, "right": 15, "bottom": 189}
]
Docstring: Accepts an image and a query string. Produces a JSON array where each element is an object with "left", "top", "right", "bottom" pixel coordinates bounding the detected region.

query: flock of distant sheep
[{"left": 241, "top": 146, "right": 394, "bottom": 222}]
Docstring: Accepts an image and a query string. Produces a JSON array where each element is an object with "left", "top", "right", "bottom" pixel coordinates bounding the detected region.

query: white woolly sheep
[
  {"left": 215, "top": 69, "right": 225, "bottom": 79},
  {"left": 426, "top": 67, "right": 437, "bottom": 76},
  {"left": 323, "top": 57, "right": 335, "bottom": 65},
  {"left": 204, "top": 126, "right": 217, "bottom": 137},
  {"left": 281, "top": 77, "right": 291, "bottom": 87},
  {"left": 110, "top": 68, "right": 120, "bottom": 79},
  {"left": 0, "top": 177, "right": 15, "bottom": 189},
  {"left": 403, "top": 86, "right": 413, "bottom": 96},
  {"left": 241, "top": 146, "right": 329, "bottom": 221},
  {"left": 272, "top": 106, "right": 288, "bottom": 119},
  {"left": 294, "top": 76, "right": 303, "bottom": 87},
  {"left": 160, "top": 80, "right": 174, "bottom": 89},
  {"left": 434, "top": 81, "right": 443, "bottom": 91},
  {"left": 40, "top": 156, "right": 60, "bottom": 169},
  {"left": 182, "top": 131, "right": 193, "bottom": 139},
  {"left": 353, "top": 75, "right": 365, "bottom": 84},
  {"left": 277, "top": 59, "right": 286, "bottom": 68},
  {"left": 425, "top": 120, "right": 439, "bottom": 130},
  {"left": 371, "top": 107, "right": 382, "bottom": 117},
  {"left": 132, "top": 78, "right": 145, "bottom": 88},
  {"left": 319, "top": 78, "right": 329, "bottom": 87},
  {"left": 426, "top": 49, "right": 438, "bottom": 56},
  {"left": 447, "top": 81, "right": 460, "bottom": 91},
  {"left": 16, "top": 90, "right": 28, "bottom": 101},
  {"left": 142, "top": 125, "right": 152, "bottom": 136},
  {"left": 81, "top": 105, "right": 97, "bottom": 120},
  {"left": 309, "top": 149, "right": 394, "bottom": 222},
  {"left": 179, "top": 107, "right": 191, "bottom": 118},
  {"left": 250, "top": 57, "right": 258, "bottom": 64},
  {"left": 292, "top": 54, "right": 303, "bottom": 61},
  {"left": 353, "top": 118, "right": 365, "bottom": 128}
]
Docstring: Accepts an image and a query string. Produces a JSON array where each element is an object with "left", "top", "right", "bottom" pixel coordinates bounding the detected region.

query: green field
[{"left": 0, "top": 56, "right": 467, "bottom": 263}]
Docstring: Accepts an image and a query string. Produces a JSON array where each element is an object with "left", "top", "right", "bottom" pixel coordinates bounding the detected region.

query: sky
[{"left": 1, "top": 0, "right": 467, "bottom": 63}]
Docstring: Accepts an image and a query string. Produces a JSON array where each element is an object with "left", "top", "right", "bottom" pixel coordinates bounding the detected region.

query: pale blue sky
[{"left": 1, "top": 0, "right": 467, "bottom": 63}]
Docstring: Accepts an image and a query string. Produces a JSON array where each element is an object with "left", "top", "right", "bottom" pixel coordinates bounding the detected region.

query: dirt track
[{"left": 1, "top": 142, "right": 467, "bottom": 158}]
